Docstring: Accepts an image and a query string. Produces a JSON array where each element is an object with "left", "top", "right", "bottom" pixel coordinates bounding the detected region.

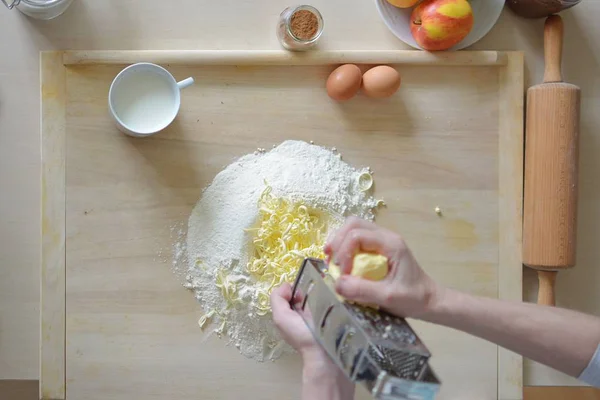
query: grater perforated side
[{"left": 291, "top": 258, "right": 441, "bottom": 400}]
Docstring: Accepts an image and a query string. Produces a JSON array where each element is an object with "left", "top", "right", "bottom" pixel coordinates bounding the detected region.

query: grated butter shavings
[
  {"left": 198, "top": 309, "right": 216, "bottom": 330},
  {"left": 245, "top": 184, "right": 327, "bottom": 314},
  {"left": 215, "top": 268, "right": 240, "bottom": 308},
  {"left": 358, "top": 172, "right": 374, "bottom": 192}
]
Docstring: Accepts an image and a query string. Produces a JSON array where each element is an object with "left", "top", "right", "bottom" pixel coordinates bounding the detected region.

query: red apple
[{"left": 410, "top": 0, "right": 474, "bottom": 51}]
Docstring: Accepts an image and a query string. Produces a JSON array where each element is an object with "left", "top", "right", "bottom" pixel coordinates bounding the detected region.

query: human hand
[
  {"left": 271, "top": 283, "right": 323, "bottom": 359},
  {"left": 324, "top": 217, "right": 442, "bottom": 319},
  {"left": 271, "top": 283, "right": 354, "bottom": 400}
]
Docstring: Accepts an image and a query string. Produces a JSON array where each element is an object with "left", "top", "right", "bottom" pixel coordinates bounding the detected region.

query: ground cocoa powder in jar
[{"left": 290, "top": 9, "right": 319, "bottom": 40}]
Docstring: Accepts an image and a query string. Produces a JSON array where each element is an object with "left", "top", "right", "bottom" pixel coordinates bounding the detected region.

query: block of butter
[
  {"left": 329, "top": 253, "right": 389, "bottom": 281},
  {"left": 326, "top": 253, "right": 389, "bottom": 304}
]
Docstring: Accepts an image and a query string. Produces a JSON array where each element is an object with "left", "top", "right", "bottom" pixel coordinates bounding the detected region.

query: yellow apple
[{"left": 385, "top": 0, "right": 420, "bottom": 9}]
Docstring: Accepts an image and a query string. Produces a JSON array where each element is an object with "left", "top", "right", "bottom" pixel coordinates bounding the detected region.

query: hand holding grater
[{"left": 291, "top": 258, "right": 441, "bottom": 400}]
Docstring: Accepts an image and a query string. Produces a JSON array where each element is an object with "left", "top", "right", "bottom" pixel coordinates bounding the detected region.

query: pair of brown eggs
[{"left": 326, "top": 64, "right": 401, "bottom": 101}]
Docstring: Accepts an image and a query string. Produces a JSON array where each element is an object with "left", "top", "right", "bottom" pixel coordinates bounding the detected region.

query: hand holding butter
[
  {"left": 324, "top": 217, "right": 439, "bottom": 318},
  {"left": 327, "top": 253, "right": 389, "bottom": 306}
]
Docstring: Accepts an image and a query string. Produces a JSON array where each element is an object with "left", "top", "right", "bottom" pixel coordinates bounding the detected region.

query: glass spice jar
[
  {"left": 277, "top": 5, "right": 324, "bottom": 51},
  {"left": 2, "top": 0, "right": 74, "bottom": 20}
]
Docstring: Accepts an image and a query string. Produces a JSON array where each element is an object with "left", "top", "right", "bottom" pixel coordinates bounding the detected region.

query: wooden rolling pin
[{"left": 523, "top": 15, "right": 581, "bottom": 306}]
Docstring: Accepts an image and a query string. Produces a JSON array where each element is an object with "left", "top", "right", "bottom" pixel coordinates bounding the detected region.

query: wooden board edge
[
  {"left": 524, "top": 386, "right": 600, "bottom": 400},
  {"left": 52, "top": 50, "right": 511, "bottom": 399},
  {"left": 40, "top": 51, "right": 66, "bottom": 400},
  {"left": 4, "top": 380, "right": 596, "bottom": 400},
  {"left": 497, "top": 51, "right": 525, "bottom": 400},
  {"left": 0, "top": 380, "right": 38, "bottom": 400},
  {"left": 62, "top": 49, "right": 507, "bottom": 66}
]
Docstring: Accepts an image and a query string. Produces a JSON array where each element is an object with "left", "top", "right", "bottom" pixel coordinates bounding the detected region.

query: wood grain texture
[
  {"left": 523, "top": 83, "right": 580, "bottom": 270},
  {"left": 543, "top": 16, "right": 564, "bottom": 83},
  {"left": 62, "top": 50, "right": 506, "bottom": 66},
  {"left": 0, "top": 380, "right": 38, "bottom": 400},
  {"left": 2, "top": 380, "right": 599, "bottom": 400},
  {"left": 2, "top": 0, "right": 600, "bottom": 387},
  {"left": 537, "top": 271, "right": 558, "bottom": 306},
  {"left": 39, "top": 50, "right": 524, "bottom": 399},
  {"left": 523, "top": 15, "right": 581, "bottom": 299},
  {"left": 4, "top": 380, "right": 599, "bottom": 400},
  {"left": 498, "top": 52, "right": 525, "bottom": 400},
  {"left": 524, "top": 387, "right": 600, "bottom": 400},
  {"left": 40, "top": 52, "right": 66, "bottom": 400}
]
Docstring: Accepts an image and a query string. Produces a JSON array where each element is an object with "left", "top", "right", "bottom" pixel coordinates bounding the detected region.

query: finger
[
  {"left": 291, "top": 288, "right": 305, "bottom": 308},
  {"left": 335, "top": 275, "right": 388, "bottom": 307},
  {"left": 271, "top": 283, "right": 295, "bottom": 320},
  {"left": 327, "top": 217, "right": 375, "bottom": 251},
  {"left": 336, "top": 228, "right": 386, "bottom": 274},
  {"left": 325, "top": 217, "right": 375, "bottom": 256}
]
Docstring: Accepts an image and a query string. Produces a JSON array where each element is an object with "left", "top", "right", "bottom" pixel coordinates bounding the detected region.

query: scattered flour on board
[{"left": 181, "top": 140, "right": 382, "bottom": 361}]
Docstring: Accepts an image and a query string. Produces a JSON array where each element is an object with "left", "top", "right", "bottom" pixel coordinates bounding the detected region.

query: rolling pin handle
[
  {"left": 537, "top": 271, "right": 558, "bottom": 307},
  {"left": 543, "top": 15, "right": 564, "bottom": 83}
]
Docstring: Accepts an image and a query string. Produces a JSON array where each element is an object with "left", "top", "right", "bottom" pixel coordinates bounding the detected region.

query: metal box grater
[{"left": 291, "top": 258, "right": 441, "bottom": 400}]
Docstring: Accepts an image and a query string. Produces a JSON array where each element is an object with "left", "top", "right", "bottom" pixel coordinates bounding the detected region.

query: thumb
[{"left": 335, "top": 276, "right": 387, "bottom": 306}]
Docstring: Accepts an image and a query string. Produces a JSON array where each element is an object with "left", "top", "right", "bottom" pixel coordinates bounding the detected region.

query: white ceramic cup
[{"left": 108, "top": 63, "right": 194, "bottom": 137}]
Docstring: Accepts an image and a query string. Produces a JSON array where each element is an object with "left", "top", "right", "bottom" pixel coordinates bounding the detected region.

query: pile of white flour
[{"left": 183, "top": 140, "right": 381, "bottom": 361}]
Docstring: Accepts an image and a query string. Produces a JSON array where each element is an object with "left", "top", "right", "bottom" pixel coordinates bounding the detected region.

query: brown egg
[
  {"left": 361, "top": 66, "right": 401, "bottom": 98},
  {"left": 326, "top": 64, "right": 362, "bottom": 101}
]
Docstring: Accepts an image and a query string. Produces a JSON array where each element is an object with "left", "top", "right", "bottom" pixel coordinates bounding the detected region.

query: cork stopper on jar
[{"left": 277, "top": 5, "right": 324, "bottom": 51}]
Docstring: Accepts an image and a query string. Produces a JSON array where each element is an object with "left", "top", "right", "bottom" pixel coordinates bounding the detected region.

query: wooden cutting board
[{"left": 41, "top": 50, "right": 524, "bottom": 400}]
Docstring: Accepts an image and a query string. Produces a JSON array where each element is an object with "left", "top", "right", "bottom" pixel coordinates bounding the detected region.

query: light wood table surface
[{"left": 1, "top": 0, "right": 599, "bottom": 396}]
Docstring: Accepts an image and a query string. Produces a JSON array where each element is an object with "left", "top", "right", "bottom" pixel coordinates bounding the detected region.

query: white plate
[{"left": 375, "top": 0, "right": 505, "bottom": 50}]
